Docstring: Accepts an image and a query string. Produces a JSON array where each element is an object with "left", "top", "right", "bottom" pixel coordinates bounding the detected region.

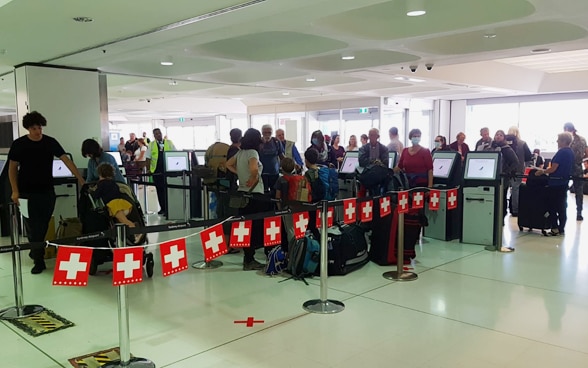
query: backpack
[
  {"left": 203, "top": 142, "right": 230, "bottom": 186},
  {"left": 388, "top": 171, "right": 410, "bottom": 191},
  {"left": 305, "top": 168, "right": 326, "bottom": 202},
  {"left": 286, "top": 231, "right": 320, "bottom": 284},
  {"left": 317, "top": 165, "right": 339, "bottom": 201},
  {"left": 265, "top": 246, "right": 288, "bottom": 276},
  {"left": 283, "top": 174, "right": 312, "bottom": 202}
]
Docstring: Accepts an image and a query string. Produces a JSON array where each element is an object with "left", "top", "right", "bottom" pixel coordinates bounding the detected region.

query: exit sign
[
  {"left": 178, "top": 117, "right": 185, "bottom": 122},
  {"left": 359, "top": 108, "right": 369, "bottom": 114}
]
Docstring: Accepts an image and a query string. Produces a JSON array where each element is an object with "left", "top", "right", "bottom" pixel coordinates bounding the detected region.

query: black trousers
[
  {"left": 22, "top": 192, "right": 56, "bottom": 263},
  {"left": 153, "top": 172, "right": 166, "bottom": 213},
  {"left": 238, "top": 196, "right": 273, "bottom": 263},
  {"left": 548, "top": 185, "right": 568, "bottom": 232}
]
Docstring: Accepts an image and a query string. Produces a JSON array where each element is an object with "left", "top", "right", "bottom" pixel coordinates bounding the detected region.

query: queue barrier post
[
  {"left": 192, "top": 183, "right": 223, "bottom": 269},
  {"left": 0, "top": 203, "right": 45, "bottom": 320},
  {"left": 486, "top": 177, "right": 506, "bottom": 252},
  {"left": 383, "top": 200, "right": 418, "bottom": 282},
  {"left": 303, "top": 200, "right": 345, "bottom": 314},
  {"left": 103, "top": 224, "right": 155, "bottom": 368}
]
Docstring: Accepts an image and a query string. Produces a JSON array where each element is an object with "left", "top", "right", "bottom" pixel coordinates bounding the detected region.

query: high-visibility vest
[{"left": 149, "top": 140, "right": 175, "bottom": 172}]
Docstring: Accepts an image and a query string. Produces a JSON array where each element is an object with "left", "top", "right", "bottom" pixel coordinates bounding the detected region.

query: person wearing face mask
[
  {"left": 258, "top": 124, "right": 284, "bottom": 193},
  {"left": 431, "top": 135, "right": 450, "bottom": 154},
  {"left": 306, "top": 130, "right": 337, "bottom": 167},
  {"left": 396, "top": 129, "right": 433, "bottom": 188},
  {"left": 449, "top": 132, "right": 470, "bottom": 161}
]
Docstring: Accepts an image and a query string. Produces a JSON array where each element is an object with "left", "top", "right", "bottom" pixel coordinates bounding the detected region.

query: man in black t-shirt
[{"left": 8, "top": 111, "right": 85, "bottom": 274}]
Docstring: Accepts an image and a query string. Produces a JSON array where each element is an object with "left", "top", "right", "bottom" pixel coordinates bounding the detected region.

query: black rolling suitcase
[
  {"left": 517, "top": 183, "right": 550, "bottom": 235},
  {"left": 319, "top": 223, "right": 369, "bottom": 275}
]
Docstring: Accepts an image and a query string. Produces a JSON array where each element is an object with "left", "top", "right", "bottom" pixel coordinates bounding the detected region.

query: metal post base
[
  {"left": 303, "top": 299, "right": 345, "bottom": 314},
  {"left": 191, "top": 260, "right": 223, "bottom": 269},
  {"left": 102, "top": 357, "right": 155, "bottom": 368},
  {"left": 0, "top": 304, "right": 45, "bottom": 320},
  {"left": 484, "top": 245, "right": 497, "bottom": 252},
  {"left": 383, "top": 271, "right": 418, "bottom": 281}
]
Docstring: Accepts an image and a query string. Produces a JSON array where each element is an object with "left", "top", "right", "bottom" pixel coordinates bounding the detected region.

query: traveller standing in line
[
  {"left": 346, "top": 135, "right": 359, "bottom": 152},
  {"left": 387, "top": 127, "right": 404, "bottom": 154},
  {"left": 82, "top": 138, "right": 126, "bottom": 183},
  {"left": 258, "top": 124, "right": 284, "bottom": 193},
  {"left": 275, "top": 128, "right": 303, "bottom": 171},
  {"left": 475, "top": 127, "right": 493, "bottom": 151},
  {"left": 563, "top": 122, "right": 588, "bottom": 221},
  {"left": 449, "top": 132, "right": 470, "bottom": 161},
  {"left": 145, "top": 128, "right": 176, "bottom": 215},
  {"left": 8, "top": 111, "right": 85, "bottom": 274}
]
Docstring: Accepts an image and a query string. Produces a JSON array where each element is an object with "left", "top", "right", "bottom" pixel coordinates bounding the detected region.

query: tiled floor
[{"left": 2, "top": 193, "right": 588, "bottom": 367}]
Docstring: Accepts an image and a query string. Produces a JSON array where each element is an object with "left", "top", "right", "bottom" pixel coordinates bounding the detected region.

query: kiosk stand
[
  {"left": 192, "top": 185, "right": 223, "bottom": 270},
  {"left": 164, "top": 151, "right": 190, "bottom": 220},
  {"left": 52, "top": 157, "right": 79, "bottom": 220}
]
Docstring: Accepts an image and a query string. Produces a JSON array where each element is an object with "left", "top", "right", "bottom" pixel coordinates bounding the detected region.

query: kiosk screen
[
  {"left": 165, "top": 152, "right": 189, "bottom": 172},
  {"left": 388, "top": 151, "right": 397, "bottom": 169},
  {"left": 465, "top": 157, "right": 497, "bottom": 180},
  {"left": 433, "top": 158, "right": 453, "bottom": 178},
  {"left": 52, "top": 159, "right": 74, "bottom": 178},
  {"left": 106, "top": 151, "right": 123, "bottom": 166},
  {"left": 0, "top": 154, "right": 7, "bottom": 174},
  {"left": 339, "top": 152, "right": 359, "bottom": 174}
]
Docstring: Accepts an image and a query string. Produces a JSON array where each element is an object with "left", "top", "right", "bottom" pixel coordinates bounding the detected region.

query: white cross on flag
[
  {"left": 397, "top": 191, "right": 409, "bottom": 214},
  {"left": 379, "top": 196, "right": 391, "bottom": 217},
  {"left": 52, "top": 246, "right": 93, "bottom": 287},
  {"left": 447, "top": 188, "right": 458, "bottom": 210},
  {"left": 160, "top": 238, "right": 189, "bottom": 276},
  {"left": 360, "top": 200, "right": 373, "bottom": 223},
  {"left": 294, "top": 212, "right": 309, "bottom": 239},
  {"left": 428, "top": 189, "right": 441, "bottom": 211},
  {"left": 112, "top": 247, "right": 144, "bottom": 286},
  {"left": 264, "top": 216, "right": 282, "bottom": 247},
  {"left": 230, "top": 220, "right": 252, "bottom": 248},
  {"left": 199, "top": 223, "right": 228, "bottom": 262},
  {"left": 316, "top": 208, "right": 334, "bottom": 228},
  {"left": 412, "top": 191, "right": 425, "bottom": 209},
  {"left": 343, "top": 198, "right": 357, "bottom": 224}
]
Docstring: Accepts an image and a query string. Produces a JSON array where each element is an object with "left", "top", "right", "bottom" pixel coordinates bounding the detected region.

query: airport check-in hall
[{"left": 3, "top": 1, "right": 588, "bottom": 367}]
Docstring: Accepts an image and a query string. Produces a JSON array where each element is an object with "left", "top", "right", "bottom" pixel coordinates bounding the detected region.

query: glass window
[
  {"left": 381, "top": 111, "right": 406, "bottom": 148},
  {"left": 251, "top": 114, "right": 275, "bottom": 132},
  {"left": 465, "top": 103, "right": 519, "bottom": 150},
  {"left": 342, "top": 108, "right": 379, "bottom": 149}
]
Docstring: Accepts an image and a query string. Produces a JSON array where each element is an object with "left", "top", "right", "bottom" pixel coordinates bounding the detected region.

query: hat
[{"left": 563, "top": 122, "right": 576, "bottom": 132}]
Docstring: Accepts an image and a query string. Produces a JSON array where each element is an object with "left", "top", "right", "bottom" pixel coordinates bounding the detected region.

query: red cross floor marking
[{"left": 234, "top": 317, "right": 264, "bottom": 327}]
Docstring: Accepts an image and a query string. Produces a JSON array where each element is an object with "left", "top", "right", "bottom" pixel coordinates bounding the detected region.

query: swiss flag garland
[
  {"left": 160, "top": 238, "right": 189, "bottom": 276},
  {"left": 199, "top": 224, "right": 228, "bottom": 262},
  {"left": 112, "top": 247, "right": 144, "bottom": 286},
  {"left": 230, "top": 220, "right": 252, "bottom": 248},
  {"left": 379, "top": 196, "right": 392, "bottom": 217},
  {"left": 360, "top": 200, "right": 373, "bottom": 223},
  {"left": 263, "top": 216, "right": 282, "bottom": 247},
  {"left": 316, "top": 208, "right": 334, "bottom": 228},
  {"left": 412, "top": 191, "right": 425, "bottom": 209},
  {"left": 53, "top": 246, "right": 93, "bottom": 287},
  {"left": 429, "top": 189, "right": 441, "bottom": 211},
  {"left": 447, "top": 188, "right": 458, "bottom": 210},
  {"left": 397, "top": 191, "right": 409, "bottom": 213},
  {"left": 343, "top": 199, "right": 357, "bottom": 224},
  {"left": 293, "top": 212, "right": 309, "bottom": 239}
]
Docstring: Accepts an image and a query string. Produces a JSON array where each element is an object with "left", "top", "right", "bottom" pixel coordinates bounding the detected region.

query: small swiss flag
[
  {"left": 230, "top": 221, "right": 252, "bottom": 248},
  {"left": 343, "top": 199, "right": 357, "bottom": 224},
  {"left": 160, "top": 238, "right": 189, "bottom": 276},
  {"left": 293, "top": 212, "right": 309, "bottom": 239},
  {"left": 316, "top": 208, "right": 334, "bottom": 228},
  {"left": 112, "top": 247, "right": 144, "bottom": 286},
  {"left": 429, "top": 189, "right": 441, "bottom": 211},
  {"left": 360, "top": 200, "right": 373, "bottom": 223},
  {"left": 397, "top": 191, "right": 409, "bottom": 213},
  {"left": 263, "top": 216, "right": 282, "bottom": 247},
  {"left": 447, "top": 188, "right": 458, "bottom": 210},
  {"left": 379, "top": 196, "right": 392, "bottom": 217},
  {"left": 199, "top": 224, "right": 228, "bottom": 262},
  {"left": 52, "top": 246, "right": 93, "bottom": 287},
  {"left": 412, "top": 191, "right": 425, "bottom": 209}
]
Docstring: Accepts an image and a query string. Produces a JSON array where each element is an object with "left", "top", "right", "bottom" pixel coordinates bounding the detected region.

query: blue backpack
[
  {"left": 265, "top": 246, "right": 287, "bottom": 276},
  {"left": 285, "top": 231, "right": 320, "bottom": 284},
  {"left": 317, "top": 165, "right": 339, "bottom": 201}
]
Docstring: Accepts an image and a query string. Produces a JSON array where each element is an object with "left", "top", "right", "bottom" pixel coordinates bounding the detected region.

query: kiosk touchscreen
[
  {"left": 0, "top": 153, "right": 7, "bottom": 175},
  {"left": 339, "top": 151, "right": 359, "bottom": 174},
  {"left": 432, "top": 151, "right": 462, "bottom": 188},
  {"left": 105, "top": 151, "right": 123, "bottom": 166},
  {"left": 164, "top": 152, "right": 189, "bottom": 172},
  {"left": 164, "top": 151, "right": 190, "bottom": 220},
  {"left": 464, "top": 153, "right": 500, "bottom": 181},
  {"left": 52, "top": 158, "right": 74, "bottom": 178},
  {"left": 388, "top": 151, "right": 397, "bottom": 169}
]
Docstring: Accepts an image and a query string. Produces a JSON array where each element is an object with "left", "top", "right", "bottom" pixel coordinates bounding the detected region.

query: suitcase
[
  {"left": 517, "top": 183, "right": 550, "bottom": 235},
  {"left": 319, "top": 223, "right": 369, "bottom": 276},
  {"left": 369, "top": 205, "right": 421, "bottom": 266}
]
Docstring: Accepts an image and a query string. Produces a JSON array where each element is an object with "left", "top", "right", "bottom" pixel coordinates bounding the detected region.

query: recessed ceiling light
[
  {"left": 406, "top": 10, "right": 426, "bottom": 16},
  {"left": 306, "top": 77, "right": 316, "bottom": 82},
  {"left": 282, "top": 92, "right": 290, "bottom": 96},
  {"left": 483, "top": 33, "right": 497, "bottom": 39},
  {"left": 341, "top": 55, "right": 355, "bottom": 60},
  {"left": 531, "top": 48, "right": 551, "bottom": 54},
  {"left": 160, "top": 56, "right": 174, "bottom": 66},
  {"left": 408, "top": 78, "right": 425, "bottom": 83},
  {"left": 73, "top": 16, "right": 93, "bottom": 23},
  {"left": 394, "top": 76, "right": 408, "bottom": 81}
]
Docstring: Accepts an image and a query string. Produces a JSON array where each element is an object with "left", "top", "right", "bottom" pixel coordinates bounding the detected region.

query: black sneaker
[
  {"left": 31, "top": 262, "right": 46, "bottom": 274},
  {"left": 243, "top": 260, "right": 265, "bottom": 271},
  {"left": 577, "top": 215, "right": 583, "bottom": 221}
]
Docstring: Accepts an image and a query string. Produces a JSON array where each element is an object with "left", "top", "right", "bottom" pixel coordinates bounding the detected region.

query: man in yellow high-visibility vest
[{"left": 146, "top": 128, "right": 176, "bottom": 215}]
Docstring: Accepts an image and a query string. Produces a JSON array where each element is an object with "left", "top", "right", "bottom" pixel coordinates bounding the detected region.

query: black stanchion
[
  {"left": 383, "top": 208, "right": 418, "bottom": 282},
  {"left": 192, "top": 185, "right": 223, "bottom": 269},
  {"left": 0, "top": 203, "right": 45, "bottom": 320},
  {"left": 303, "top": 200, "right": 345, "bottom": 314},
  {"left": 103, "top": 224, "right": 155, "bottom": 368}
]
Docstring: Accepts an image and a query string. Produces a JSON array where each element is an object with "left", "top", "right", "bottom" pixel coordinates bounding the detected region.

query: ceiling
[{"left": 2, "top": 0, "right": 588, "bottom": 121}]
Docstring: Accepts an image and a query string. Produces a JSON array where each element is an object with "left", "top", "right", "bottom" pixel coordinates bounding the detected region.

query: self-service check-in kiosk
[
  {"left": 53, "top": 156, "right": 79, "bottom": 221},
  {"left": 189, "top": 150, "right": 205, "bottom": 219},
  {"left": 460, "top": 151, "right": 502, "bottom": 246},
  {"left": 0, "top": 153, "right": 10, "bottom": 236},
  {"left": 165, "top": 151, "right": 190, "bottom": 220},
  {"left": 338, "top": 151, "right": 360, "bottom": 199},
  {"left": 424, "top": 151, "right": 462, "bottom": 241}
]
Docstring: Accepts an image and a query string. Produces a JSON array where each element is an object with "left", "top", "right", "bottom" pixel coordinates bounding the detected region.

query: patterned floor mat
[{"left": 6, "top": 308, "right": 74, "bottom": 337}]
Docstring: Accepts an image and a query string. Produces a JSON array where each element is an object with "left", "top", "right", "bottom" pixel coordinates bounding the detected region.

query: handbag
[{"left": 229, "top": 178, "right": 259, "bottom": 209}]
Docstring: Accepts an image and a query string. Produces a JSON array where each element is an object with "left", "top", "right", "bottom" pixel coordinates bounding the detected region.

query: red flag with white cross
[
  {"left": 263, "top": 216, "right": 282, "bottom": 247},
  {"left": 160, "top": 238, "right": 189, "bottom": 276},
  {"left": 379, "top": 196, "right": 392, "bottom": 217},
  {"left": 429, "top": 189, "right": 441, "bottom": 211},
  {"left": 112, "top": 247, "right": 144, "bottom": 286},
  {"left": 343, "top": 198, "right": 357, "bottom": 224},
  {"left": 230, "top": 220, "right": 252, "bottom": 248},
  {"left": 199, "top": 224, "right": 228, "bottom": 262},
  {"left": 397, "top": 191, "right": 409, "bottom": 213},
  {"left": 412, "top": 191, "right": 425, "bottom": 209},
  {"left": 447, "top": 188, "right": 458, "bottom": 210},
  {"left": 360, "top": 200, "right": 373, "bottom": 223},
  {"left": 316, "top": 208, "right": 334, "bottom": 228},
  {"left": 293, "top": 212, "right": 309, "bottom": 239},
  {"left": 52, "top": 246, "right": 93, "bottom": 287}
]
